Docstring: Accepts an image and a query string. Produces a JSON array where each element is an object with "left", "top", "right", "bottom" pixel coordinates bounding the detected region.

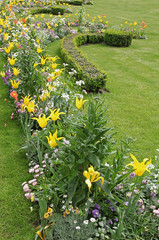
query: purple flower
[
  {"left": 110, "top": 206, "right": 114, "bottom": 211},
  {"left": 114, "top": 218, "right": 118, "bottom": 222},
  {"left": 129, "top": 172, "right": 135, "bottom": 179},
  {"left": 92, "top": 209, "right": 99, "bottom": 218},
  {"left": 108, "top": 220, "right": 113, "bottom": 225},
  {"left": 142, "top": 179, "right": 149, "bottom": 184},
  {"left": 94, "top": 203, "right": 100, "bottom": 210}
]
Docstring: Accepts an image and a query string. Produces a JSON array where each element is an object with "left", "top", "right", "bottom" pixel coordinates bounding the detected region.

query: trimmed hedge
[
  {"left": 30, "top": 6, "right": 65, "bottom": 15},
  {"left": 60, "top": 33, "right": 107, "bottom": 92},
  {"left": 56, "top": 0, "right": 83, "bottom": 5},
  {"left": 104, "top": 30, "right": 133, "bottom": 47}
]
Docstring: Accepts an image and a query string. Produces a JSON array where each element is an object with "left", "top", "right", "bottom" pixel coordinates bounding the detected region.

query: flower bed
[{"left": 0, "top": 1, "right": 158, "bottom": 240}]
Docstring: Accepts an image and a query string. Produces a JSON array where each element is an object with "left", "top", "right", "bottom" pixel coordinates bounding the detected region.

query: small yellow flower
[
  {"left": 32, "top": 114, "right": 51, "bottom": 128},
  {"left": 8, "top": 56, "right": 17, "bottom": 65},
  {"left": 127, "top": 154, "right": 151, "bottom": 176},
  {"left": 12, "top": 67, "right": 20, "bottom": 76},
  {"left": 10, "top": 80, "right": 21, "bottom": 89},
  {"left": 44, "top": 212, "right": 49, "bottom": 219},
  {"left": 134, "top": 21, "right": 137, "bottom": 26},
  {"left": 76, "top": 97, "right": 88, "bottom": 110},
  {"left": 54, "top": 23, "right": 57, "bottom": 28},
  {"left": 46, "top": 130, "right": 64, "bottom": 148},
  {"left": 65, "top": 209, "right": 70, "bottom": 215},
  {"left": 49, "top": 108, "right": 65, "bottom": 121},
  {"left": 83, "top": 165, "right": 104, "bottom": 191},
  {"left": 48, "top": 208, "right": 53, "bottom": 214}
]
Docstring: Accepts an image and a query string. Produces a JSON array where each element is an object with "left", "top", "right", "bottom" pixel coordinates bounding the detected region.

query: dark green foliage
[
  {"left": 56, "top": 0, "right": 83, "bottom": 5},
  {"left": 30, "top": 6, "right": 65, "bottom": 15},
  {"left": 30, "top": 7, "right": 52, "bottom": 15},
  {"left": 60, "top": 33, "right": 107, "bottom": 92},
  {"left": 51, "top": 6, "right": 65, "bottom": 15},
  {"left": 104, "top": 30, "right": 133, "bottom": 47}
]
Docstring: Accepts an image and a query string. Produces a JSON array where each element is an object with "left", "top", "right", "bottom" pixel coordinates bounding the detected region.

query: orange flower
[{"left": 10, "top": 91, "right": 18, "bottom": 101}]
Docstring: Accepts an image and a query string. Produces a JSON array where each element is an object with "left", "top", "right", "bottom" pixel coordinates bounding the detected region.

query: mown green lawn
[
  {"left": 79, "top": 0, "right": 159, "bottom": 160},
  {"left": 0, "top": 54, "right": 36, "bottom": 239}
]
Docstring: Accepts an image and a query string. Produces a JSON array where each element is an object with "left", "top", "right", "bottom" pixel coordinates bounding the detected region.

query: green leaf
[{"left": 67, "top": 176, "right": 80, "bottom": 203}]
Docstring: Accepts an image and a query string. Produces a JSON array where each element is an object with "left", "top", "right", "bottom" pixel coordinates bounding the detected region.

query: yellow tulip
[
  {"left": 37, "top": 47, "right": 43, "bottom": 53},
  {"left": 3, "top": 33, "right": 9, "bottom": 41},
  {"left": 46, "top": 130, "right": 64, "bottom": 148},
  {"left": 49, "top": 108, "right": 65, "bottom": 121},
  {"left": 127, "top": 154, "right": 151, "bottom": 177},
  {"left": 0, "top": 71, "right": 5, "bottom": 78},
  {"left": 76, "top": 97, "right": 88, "bottom": 110},
  {"left": 41, "top": 57, "right": 46, "bottom": 65},
  {"left": 12, "top": 67, "right": 20, "bottom": 76},
  {"left": 83, "top": 165, "right": 104, "bottom": 191},
  {"left": 51, "top": 63, "right": 59, "bottom": 70},
  {"left": 8, "top": 56, "right": 17, "bottom": 65},
  {"left": 22, "top": 95, "right": 32, "bottom": 106},
  {"left": 32, "top": 114, "right": 51, "bottom": 128},
  {"left": 4, "top": 46, "right": 11, "bottom": 54},
  {"left": 26, "top": 100, "right": 37, "bottom": 113},
  {"left": 10, "top": 80, "right": 21, "bottom": 89}
]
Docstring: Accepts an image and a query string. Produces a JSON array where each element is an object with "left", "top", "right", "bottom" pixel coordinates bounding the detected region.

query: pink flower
[
  {"left": 34, "top": 174, "right": 39, "bottom": 178},
  {"left": 23, "top": 184, "right": 31, "bottom": 192},
  {"left": 35, "top": 169, "right": 39, "bottom": 173},
  {"left": 29, "top": 168, "right": 34, "bottom": 173},
  {"left": 40, "top": 171, "right": 44, "bottom": 175},
  {"left": 43, "top": 164, "right": 46, "bottom": 168},
  {"left": 22, "top": 181, "right": 27, "bottom": 186},
  {"left": 25, "top": 193, "right": 31, "bottom": 199},
  {"left": 34, "top": 165, "right": 39, "bottom": 169},
  {"left": 32, "top": 181, "right": 37, "bottom": 186}
]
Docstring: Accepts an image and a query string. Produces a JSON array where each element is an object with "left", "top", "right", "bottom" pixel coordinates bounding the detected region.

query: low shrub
[
  {"left": 30, "top": 7, "right": 52, "bottom": 15},
  {"left": 104, "top": 29, "right": 133, "bottom": 47},
  {"left": 56, "top": 0, "right": 83, "bottom": 5},
  {"left": 51, "top": 6, "right": 66, "bottom": 15},
  {"left": 30, "top": 6, "right": 66, "bottom": 15},
  {"left": 60, "top": 33, "right": 107, "bottom": 92}
]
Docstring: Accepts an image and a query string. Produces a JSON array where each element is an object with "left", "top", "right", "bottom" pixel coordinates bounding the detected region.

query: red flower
[
  {"left": 10, "top": 91, "right": 18, "bottom": 101},
  {"left": 21, "top": 18, "right": 26, "bottom": 23}
]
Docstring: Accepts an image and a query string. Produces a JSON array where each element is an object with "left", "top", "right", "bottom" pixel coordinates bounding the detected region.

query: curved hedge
[
  {"left": 60, "top": 30, "right": 132, "bottom": 92},
  {"left": 60, "top": 33, "right": 107, "bottom": 92},
  {"left": 30, "top": 6, "right": 66, "bottom": 15},
  {"left": 104, "top": 29, "right": 133, "bottom": 47}
]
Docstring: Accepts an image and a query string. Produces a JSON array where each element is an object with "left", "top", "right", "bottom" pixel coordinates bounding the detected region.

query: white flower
[
  {"left": 83, "top": 220, "right": 89, "bottom": 224},
  {"left": 76, "top": 80, "right": 85, "bottom": 86},
  {"left": 62, "top": 205, "right": 66, "bottom": 209},
  {"left": 76, "top": 226, "right": 80, "bottom": 230},
  {"left": 147, "top": 163, "right": 155, "bottom": 170},
  {"left": 90, "top": 218, "right": 96, "bottom": 222},
  {"left": 62, "top": 93, "right": 69, "bottom": 101},
  {"left": 88, "top": 198, "right": 93, "bottom": 203},
  {"left": 74, "top": 220, "right": 77, "bottom": 224}
]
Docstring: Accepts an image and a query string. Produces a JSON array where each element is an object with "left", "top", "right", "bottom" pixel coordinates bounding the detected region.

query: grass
[
  {"left": 46, "top": 0, "right": 159, "bottom": 160},
  {"left": 0, "top": 54, "right": 36, "bottom": 239}
]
